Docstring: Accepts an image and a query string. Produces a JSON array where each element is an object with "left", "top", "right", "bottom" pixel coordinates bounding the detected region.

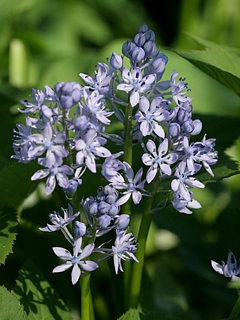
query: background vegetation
[{"left": 1, "top": 0, "right": 240, "bottom": 319}]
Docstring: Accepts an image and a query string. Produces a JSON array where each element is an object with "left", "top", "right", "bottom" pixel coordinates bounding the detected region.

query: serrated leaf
[
  {"left": 0, "top": 162, "right": 38, "bottom": 208},
  {"left": 0, "top": 206, "right": 18, "bottom": 265},
  {"left": 179, "top": 48, "right": 240, "bottom": 96},
  {"left": 13, "top": 260, "right": 73, "bottom": 320},
  {"left": 185, "top": 32, "right": 240, "bottom": 55},
  {"left": 0, "top": 286, "right": 28, "bottom": 320}
]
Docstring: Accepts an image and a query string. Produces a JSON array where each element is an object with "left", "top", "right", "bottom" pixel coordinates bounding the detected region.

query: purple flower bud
[
  {"left": 98, "top": 214, "right": 111, "bottom": 228},
  {"left": 145, "top": 29, "right": 155, "bottom": 42},
  {"left": 115, "top": 214, "right": 130, "bottom": 230},
  {"left": 132, "top": 47, "right": 145, "bottom": 62},
  {"left": 74, "top": 221, "right": 86, "bottom": 238},
  {"left": 89, "top": 201, "right": 99, "bottom": 215},
  {"left": 169, "top": 123, "right": 180, "bottom": 138},
  {"left": 177, "top": 109, "right": 189, "bottom": 124},
  {"left": 74, "top": 116, "right": 88, "bottom": 131},
  {"left": 191, "top": 119, "right": 202, "bottom": 135},
  {"left": 98, "top": 201, "right": 110, "bottom": 214},
  {"left": 138, "top": 23, "right": 148, "bottom": 33},
  {"left": 105, "top": 193, "right": 118, "bottom": 204},
  {"left": 63, "top": 177, "right": 82, "bottom": 194},
  {"left": 108, "top": 204, "right": 120, "bottom": 216},
  {"left": 110, "top": 52, "right": 122, "bottom": 69},
  {"left": 182, "top": 120, "right": 194, "bottom": 134},
  {"left": 103, "top": 184, "right": 116, "bottom": 195},
  {"left": 40, "top": 105, "right": 53, "bottom": 120},
  {"left": 143, "top": 41, "right": 157, "bottom": 58},
  {"left": 134, "top": 33, "right": 146, "bottom": 47}
]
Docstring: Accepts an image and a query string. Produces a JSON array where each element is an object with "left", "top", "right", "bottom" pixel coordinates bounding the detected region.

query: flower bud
[
  {"left": 110, "top": 52, "right": 122, "bottom": 69},
  {"left": 132, "top": 47, "right": 145, "bottom": 63},
  {"left": 98, "top": 201, "right": 110, "bottom": 214},
  {"left": 115, "top": 214, "right": 130, "bottom": 230},
  {"left": 74, "top": 221, "right": 86, "bottom": 238},
  {"left": 98, "top": 214, "right": 111, "bottom": 228},
  {"left": 168, "top": 123, "right": 180, "bottom": 138},
  {"left": 108, "top": 204, "right": 120, "bottom": 216}
]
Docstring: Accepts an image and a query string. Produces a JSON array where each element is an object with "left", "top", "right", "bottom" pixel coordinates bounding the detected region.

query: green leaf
[
  {"left": 185, "top": 32, "right": 240, "bottom": 55},
  {"left": 0, "top": 206, "right": 18, "bottom": 265},
  {"left": 117, "top": 308, "right": 181, "bottom": 320},
  {"left": 0, "top": 286, "right": 28, "bottom": 320},
  {"left": 0, "top": 162, "right": 38, "bottom": 208},
  {"left": 13, "top": 260, "right": 74, "bottom": 320},
  {"left": 179, "top": 48, "right": 240, "bottom": 96}
]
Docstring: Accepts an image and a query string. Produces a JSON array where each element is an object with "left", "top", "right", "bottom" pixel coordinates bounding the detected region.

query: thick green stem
[
  {"left": 80, "top": 273, "right": 95, "bottom": 320},
  {"left": 128, "top": 175, "right": 160, "bottom": 308},
  {"left": 229, "top": 294, "right": 240, "bottom": 320}
]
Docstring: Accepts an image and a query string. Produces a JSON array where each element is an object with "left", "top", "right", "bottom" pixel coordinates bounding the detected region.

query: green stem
[
  {"left": 80, "top": 273, "right": 95, "bottom": 320},
  {"left": 128, "top": 175, "right": 160, "bottom": 308},
  {"left": 229, "top": 294, "right": 240, "bottom": 320}
]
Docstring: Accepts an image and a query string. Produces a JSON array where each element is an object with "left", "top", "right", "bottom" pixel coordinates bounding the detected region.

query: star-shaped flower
[{"left": 52, "top": 237, "right": 98, "bottom": 285}]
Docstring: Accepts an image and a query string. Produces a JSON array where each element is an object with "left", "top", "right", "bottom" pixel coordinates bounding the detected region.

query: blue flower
[
  {"left": 142, "top": 138, "right": 178, "bottom": 183},
  {"left": 75, "top": 128, "right": 111, "bottom": 173},
  {"left": 52, "top": 237, "right": 98, "bottom": 285},
  {"left": 117, "top": 67, "right": 156, "bottom": 107},
  {"left": 112, "top": 230, "right": 138, "bottom": 274},
  {"left": 40, "top": 204, "right": 80, "bottom": 232},
  {"left": 31, "top": 158, "right": 73, "bottom": 195},
  {"left": 211, "top": 252, "right": 240, "bottom": 282},
  {"left": 115, "top": 162, "right": 147, "bottom": 205}
]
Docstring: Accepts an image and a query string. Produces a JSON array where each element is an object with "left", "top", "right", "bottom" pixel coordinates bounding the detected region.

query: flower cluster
[{"left": 12, "top": 24, "right": 218, "bottom": 284}]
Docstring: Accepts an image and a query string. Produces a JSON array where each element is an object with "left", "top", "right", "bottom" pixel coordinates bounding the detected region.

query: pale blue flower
[
  {"left": 136, "top": 96, "right": 172, "bottom": 138},
  {"left": 19, "top": 88, "right": 45, "bottom": 113},
  {"left": 31, "top": 158, "right": 73, "bottom": 195},
  {"left": 40, "top": 204, "right": 80, "bottom": 232},
  {"left": 75, "top": 128, "right": 111, "bottom": 173},
  {"left": 79, "top": 62, "right": 113, "bottom": 95},
  {"left": 28, "top": 122, "right": 67, "bottom": 167},
  {"left": 117, "top": 67, "right": 156, "bottom": 107},
  {"left": 171, "top": 190, "right": 201, "bottom": 214},
  {"left": 115, "top": 162, "right": 147, "bottom": 205},
  {"left": 52, "top": 237, "right": 98, "bottom": 285},
  {"left": 112, "top": 230, "right": 138, "bottom": 274},
  {"left": 171, "top": 161, "right": 204, "bottom": 201},
  {"left": 211, "top": 252, "right": 240, "bottom": 282},
  {"left": 142, "top": 138, "right": 178, "bottom": 183}
]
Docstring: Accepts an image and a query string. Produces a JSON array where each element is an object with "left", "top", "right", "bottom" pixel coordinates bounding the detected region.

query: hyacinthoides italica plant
[{"left": 11, "top": 24, "right": 218, "bottom": 319}]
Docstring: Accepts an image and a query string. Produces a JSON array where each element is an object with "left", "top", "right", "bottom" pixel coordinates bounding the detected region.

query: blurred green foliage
[{"left": 1, "top": 0, "right": 240, "bottom": 320}]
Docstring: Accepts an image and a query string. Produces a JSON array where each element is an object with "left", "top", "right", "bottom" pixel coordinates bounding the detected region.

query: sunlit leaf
[
  {"left": 0, "top": 286, "right": 28, "bottom": 320},
  {"left": 13, "top": 260, "right": 73, "bottom": 320},
  {"left": 179, "top": 48, "right": 240, "bottom": 96}
]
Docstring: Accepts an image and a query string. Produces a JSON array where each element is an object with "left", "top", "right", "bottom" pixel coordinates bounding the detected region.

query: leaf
[
  {"left": 0, "top": 286, "right": 28, "bottom": 320},
  {"left": 0, "top": 206, "right": 18, "bottom": 265},
  {"left": 117, "top": 308, "right": 181, "bottom": 320},
  {"left": 179, "top": 48, "right": 240, "bottom": 96},
  {"left": 13, "top": 260, "right": 73, "bottom": 320},
  {"left": 0, "top": 161, "right": 39, "bottom": 208},
  {"left": 184, "top": 32, "right": 240, "bottom": 55}
]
